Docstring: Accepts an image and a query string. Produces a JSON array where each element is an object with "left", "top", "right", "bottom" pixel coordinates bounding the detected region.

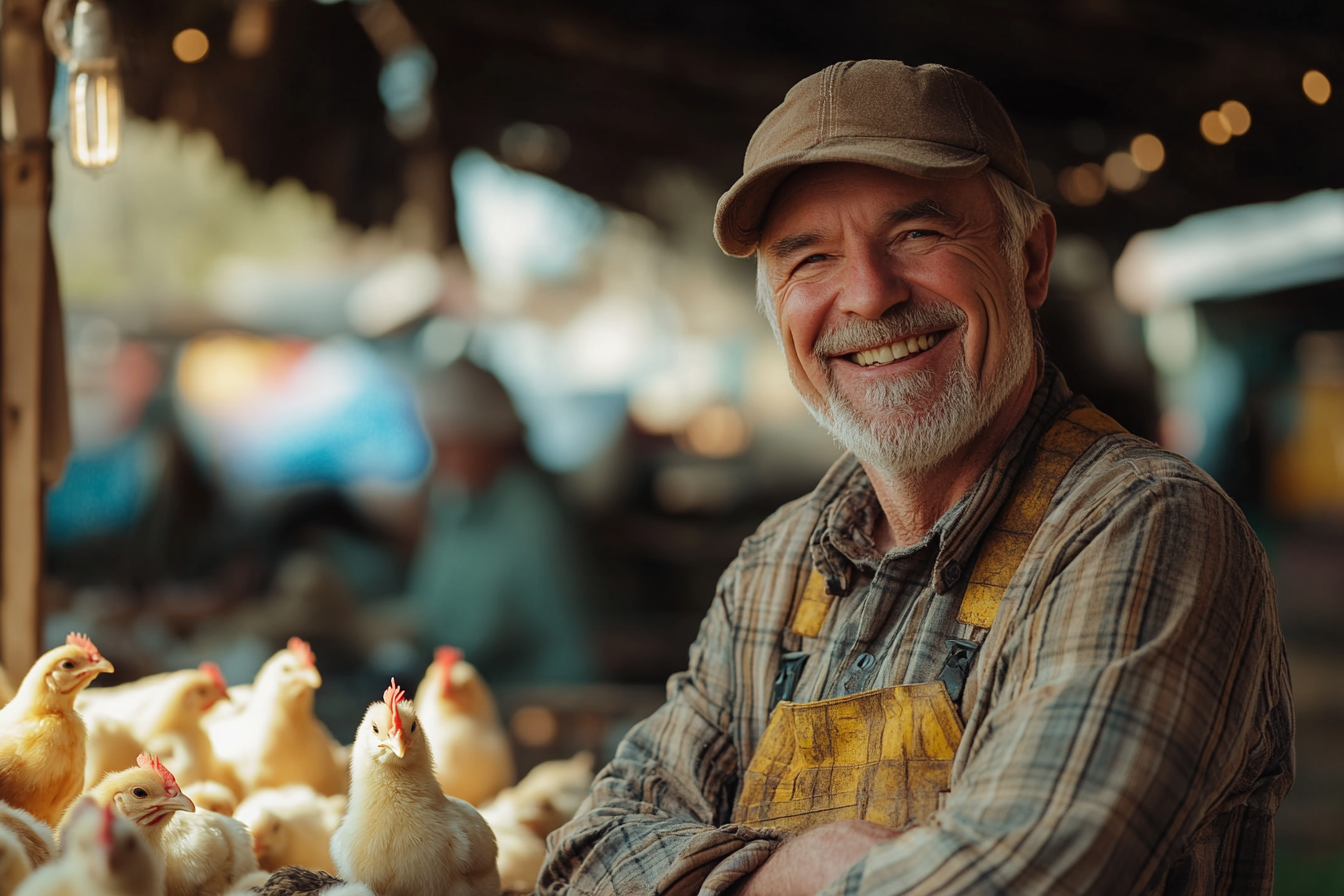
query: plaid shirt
[{"left": 539, "top": 365, "right": 1294, "bottom": 896}]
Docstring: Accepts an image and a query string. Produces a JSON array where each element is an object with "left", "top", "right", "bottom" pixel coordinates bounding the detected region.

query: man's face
[{"left": 758, "top": 162, "right": 1041, "bottom": 476}]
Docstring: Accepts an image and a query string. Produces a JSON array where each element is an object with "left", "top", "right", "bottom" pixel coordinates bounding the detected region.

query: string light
[
  {"left": 1057, "top": 164, "right": 1106, "bottom": 206},
  {"left": 1129, "top": 134, "right": 1165, "bottom": 172},
  {"left": 172, "top": 28, "right": 209, "bottom": 63},
  {"left": 1199, "top": 110, "right": 1232, "bottom": 145},
  {"left": 1303, "top": 70, "right": 1332, "bottom": 105},
  {"left": 1219, "top": 101, "right": 1251, "bottom": 136},
  {"left": 65, "top": 0, "right": 123, "bottom": 170},
  {"left": 1103, "top": 152, "right": 1145, "bottom": 192}
]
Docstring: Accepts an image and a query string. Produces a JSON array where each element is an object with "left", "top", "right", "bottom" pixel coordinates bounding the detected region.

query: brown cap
[{"left": 714, "top": 60, "right": 1035, "bottom": 257}]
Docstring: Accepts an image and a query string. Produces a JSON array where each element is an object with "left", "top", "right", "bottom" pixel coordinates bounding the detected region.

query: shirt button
[{"left": 944, "top": 560, "right": 962, "bottom": 587}]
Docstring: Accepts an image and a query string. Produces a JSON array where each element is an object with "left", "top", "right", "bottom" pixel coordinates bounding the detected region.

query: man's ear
[{"left": 1022, "top": 210, "right": 1056, "bottom": 311}]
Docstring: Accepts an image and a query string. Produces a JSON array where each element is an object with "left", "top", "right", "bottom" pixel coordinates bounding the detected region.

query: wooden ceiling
[{"left": 109, "top": 0, "right": 1342, "bottom": 246}]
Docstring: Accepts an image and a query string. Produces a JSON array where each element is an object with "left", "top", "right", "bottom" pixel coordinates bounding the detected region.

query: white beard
[{"left": 797, "top": 288, "right": 1034, "bottom": 478}]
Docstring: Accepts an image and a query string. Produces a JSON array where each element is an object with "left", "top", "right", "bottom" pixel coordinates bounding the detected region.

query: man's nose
[{"left": 835, "top": 243, "right": 910, "bottom": 319}]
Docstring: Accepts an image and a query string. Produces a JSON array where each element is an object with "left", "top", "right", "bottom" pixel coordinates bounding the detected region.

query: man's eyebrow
[
  {"left": 885, "top": 199, "right": 952, "bottom": 225},
  {"left": 763, "top": 199, "right": 954, "bottom": 259}
]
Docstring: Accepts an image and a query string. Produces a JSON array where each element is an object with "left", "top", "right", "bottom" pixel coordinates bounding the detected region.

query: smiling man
[{"left": 539, "top": 60, "right": 1293, "bottom": 896}]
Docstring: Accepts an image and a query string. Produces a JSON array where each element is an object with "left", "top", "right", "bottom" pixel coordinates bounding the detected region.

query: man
[{"left": 539, "top": 60, "right": 1293, "bottom": 895}]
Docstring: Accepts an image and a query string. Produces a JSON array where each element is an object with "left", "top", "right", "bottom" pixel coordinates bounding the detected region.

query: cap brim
[{"left": 713, "top": 137, "right": 989, "bottom": 257}]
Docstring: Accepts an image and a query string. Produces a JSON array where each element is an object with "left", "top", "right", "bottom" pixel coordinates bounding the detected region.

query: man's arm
[
  {"left": 538, "top": 561, "right": 787, "bottom": 896},
  {"left": 745, "top": 469, "right": 1292, "bottom": 895}
]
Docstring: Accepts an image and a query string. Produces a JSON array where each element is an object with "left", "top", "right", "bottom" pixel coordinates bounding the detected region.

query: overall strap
[{"left": 939, "top": 401, "right": 1125, "bottom": 701}]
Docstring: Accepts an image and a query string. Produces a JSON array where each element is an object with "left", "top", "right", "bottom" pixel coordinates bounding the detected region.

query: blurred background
[{"left": 34, "top": 0, "right": 1343, "bottom": 888}]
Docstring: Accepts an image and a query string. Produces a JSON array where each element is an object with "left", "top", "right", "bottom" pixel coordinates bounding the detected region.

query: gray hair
[{"left": 754, "top": 169, "right": 1050, "bottom": 346}]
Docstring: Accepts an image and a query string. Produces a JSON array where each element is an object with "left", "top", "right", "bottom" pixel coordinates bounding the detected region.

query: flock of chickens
[{"left": 0, "top": 634, "right": 596, "bottom": 896}]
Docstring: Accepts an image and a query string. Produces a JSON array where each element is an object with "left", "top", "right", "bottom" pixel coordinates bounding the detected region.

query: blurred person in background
[
  {"left": 401, "top": 357, "right": 596, "bottom": 685},
  {"left": 541, "top": 61, "right": 1292, "bottom": 896}
]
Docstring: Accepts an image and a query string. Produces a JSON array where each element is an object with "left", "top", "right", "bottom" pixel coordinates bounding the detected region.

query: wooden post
[{"left": 0, "top": 0, "right": 56, "bottom": 676}]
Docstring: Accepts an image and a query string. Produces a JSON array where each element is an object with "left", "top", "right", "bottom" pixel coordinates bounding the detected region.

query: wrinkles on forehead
[{"left": 762, "top": 198, "right": 955, "bottom": 263}]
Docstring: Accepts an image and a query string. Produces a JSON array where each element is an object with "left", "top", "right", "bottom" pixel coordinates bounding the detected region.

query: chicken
[
  {"left": 234, "top": 786, "right": 346, "bottom": 873},
  {"left": 501, "top": 751, "right": 595, "bottom": 837},
  {"left": 83, "top": 664, "right": 232, "bottom": 792},
  {"left": 413, "top": 648, "right": 514, "bottom": 806},
  {"left": 205, "top": 639, "right": 347, "bottom": 797},
  {"left": 88, "top": 754, "right": 258, "bottom": 896},
  {"left": 0, "top": 826, "right": 33, "bottom": 896},
  {"left": 182, "top": 781, "right": 239, "bottom": 817},
  {"left": 17, "top": 796, "right": 166, "bottom": 896},
  {"left": 0, "top": 634, "right": 115, "bottom": 826},
  {"left": 477, "top": 797, "right": 546, "bottom": 895},
  {"left": 330, "top": 680, "right": 499, "bottom": 896},
  {"left": 0, "top": 802, "right": 54, "bottom": 873}
]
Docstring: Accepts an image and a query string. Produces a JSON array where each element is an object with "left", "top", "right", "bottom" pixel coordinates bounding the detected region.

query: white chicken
[
  {"left": 87, "top": 754, "right": 257, "bottom": 896},
  {"left": 330, "top": 680, "right": 499, "bottom": 896},
  {"left": 234, "top": 785, "right": 346, "bottom": 873},
  {"left": 0, "top": 802, "right": 54, "bottom": 874},
  {"left": 413, "top": 648, "right": 514, "bottom": 806},
  {"left": 16, "top": 796, "right": 164, "bottom": 896},
  {"left": 205, "top": 639, "right": 346, "bottom": 797}
]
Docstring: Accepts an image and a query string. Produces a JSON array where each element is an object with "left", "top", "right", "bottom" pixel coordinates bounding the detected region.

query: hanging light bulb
[{"left": 66, "top": 0, "right": 122, "bottom": 170}]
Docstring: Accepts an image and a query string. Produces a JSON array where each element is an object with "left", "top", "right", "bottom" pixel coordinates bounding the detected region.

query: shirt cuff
[{"left": 657, "top": 824, "right": 789, "bottom": 896}]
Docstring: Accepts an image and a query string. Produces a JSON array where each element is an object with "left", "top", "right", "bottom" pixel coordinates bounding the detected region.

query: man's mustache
[{"left": 812, "top": 302, "right": 966, "bottom": 358}]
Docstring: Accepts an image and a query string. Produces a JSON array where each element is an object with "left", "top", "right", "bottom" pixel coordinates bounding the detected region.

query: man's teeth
[{"left": 851, "top": 332, "right": 942, "bottom": 367}]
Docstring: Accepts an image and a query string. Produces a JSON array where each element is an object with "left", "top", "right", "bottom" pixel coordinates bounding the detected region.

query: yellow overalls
[{"left": 733, "top": 405, "right": 1124, "bottom": 834}]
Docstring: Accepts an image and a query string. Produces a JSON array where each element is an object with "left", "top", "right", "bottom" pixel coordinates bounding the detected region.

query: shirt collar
[{"left": 808, "top": 363, "right": 1076, "bottom": 595}]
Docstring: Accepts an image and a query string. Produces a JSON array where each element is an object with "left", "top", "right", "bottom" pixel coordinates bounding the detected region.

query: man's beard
[{"left": 797, "top": 290, "right": 1033, "bottom": 478}]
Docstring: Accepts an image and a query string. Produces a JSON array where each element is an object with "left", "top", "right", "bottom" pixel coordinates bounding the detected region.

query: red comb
[
  {"left": 136, "top": 754, "right": 180, "bottom": 797},
  {"left": 199, "top": 661, "right": 228, "bottom": 694},
  {"left": 66, "top": 632, "right": 101, "bottom": 664},
  {"left": 435, "top": 646, "right": 463, "bottom": 698},
  {"left": 384, "top": 679, "right": 405, "bottom": 738},
  {"left": 287, "top": 637, "right": 316, "bottom": 668}
]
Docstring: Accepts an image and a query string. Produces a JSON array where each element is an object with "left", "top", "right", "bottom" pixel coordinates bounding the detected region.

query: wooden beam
[{"left": 1, "top": 0, "right": 56, "bottom": 677}]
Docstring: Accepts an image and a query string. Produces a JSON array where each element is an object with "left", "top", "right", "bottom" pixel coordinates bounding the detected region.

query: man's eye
[{"left": 906, "top": 229, "right": 941, "bottom": 239}]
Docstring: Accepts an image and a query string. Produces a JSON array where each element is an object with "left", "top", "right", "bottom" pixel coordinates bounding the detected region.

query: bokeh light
[
  {"left": 172, "top": 28, "right": 210, "bottom": 64},
  {"left": 681, "top": 404, "right": 750, "bottom": 458},
  {"left": 1129, "top": 134, "right": 1165, "bottom": 172},
  {"left": 1199, "top": 110, "right": 1232, "bottom": 145},
  {"left": 1103, "top": 152, "right": 1146, "bottom": 192},
  {"left": 1220, "top": 100, "right": 1251, "bottom": 136},
  {"left": 1057, "top": 163, "right": 1106, "bottom": 206},
  {"left": 1303, "top": 70, "right": 1332, "bottom": 105}
]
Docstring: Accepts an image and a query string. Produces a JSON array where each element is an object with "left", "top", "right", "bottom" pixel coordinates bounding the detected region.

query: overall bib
[{"left": 732, "top": 405, "right": 1124, "bottom": 834}]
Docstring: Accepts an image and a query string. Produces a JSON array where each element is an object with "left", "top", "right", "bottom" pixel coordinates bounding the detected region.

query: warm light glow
[
  {"left": 229, "top": 1, "right": 273, "bottom": 58},
  {"left": 681, "top": 404, "right": 750, "bottom": 458},
  {"left": 68, "top": 64, "right": 122, "bottom": 169},
  {"left": 1103, "top": 152, "right": 1146, "bottom": 192},
  {"left": 172, "top": 28, "right": 210, "bottom": 63},
  {"left": 1057, "top": 163, "right": 1106, "bottom": 206},
  {"left": 1219, "top": 100, "right": 1251, "bottom": 136},
  {"left": 510, "top": 706, "right": 558, "bottom": 747},
  {"left": 1130, "top": 134, "right": 1165, "bottom": 172},
  {"left": 1303, "top": 70, "right": 1332, "bottom": 105},
  {"left": 1199, "top": 110, "right": 1232, "bottom": 145}
]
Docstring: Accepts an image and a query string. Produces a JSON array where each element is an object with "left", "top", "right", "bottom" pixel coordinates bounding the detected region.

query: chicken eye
[
  {"left": 60, "top": 660, "right": 75, "bottom": 670},
  {"left": 371, "top": 724, "right": 379, "bottom": 734},
  {"left": 132, "top": 787, "right": 148, "bottom": 798},
  {"left": 410, "top": 720, "right": 417, "bottom": 733}
]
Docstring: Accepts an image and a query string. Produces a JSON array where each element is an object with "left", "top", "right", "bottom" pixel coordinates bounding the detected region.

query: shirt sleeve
[
  {"left": 821, "top": 469, "right": 1293, "bottom": 895},
  {"left": 537, "top": 560, "right": 788, "bottom": 896}
]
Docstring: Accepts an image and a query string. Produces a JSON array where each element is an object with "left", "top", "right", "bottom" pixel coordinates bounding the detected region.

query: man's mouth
[{"left": 847, "top": 330, "right": 946, "bottom": 368}]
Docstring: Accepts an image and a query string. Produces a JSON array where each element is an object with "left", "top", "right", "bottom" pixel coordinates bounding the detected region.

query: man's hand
[{"left": 733, "top": 819, "right": 900, "bottom": 896}]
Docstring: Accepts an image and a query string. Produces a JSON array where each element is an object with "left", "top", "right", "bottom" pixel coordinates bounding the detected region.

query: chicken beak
[
  {"left": 92, "top": 658, "right": 115, "bottom": 675},
  {"left": 384, "top": 731, "right": 406, "bottom": 759},
  {"left": 302, "top": 668, "right": 322, "bottom": 689},
  {"left": 165, "top": 792, "right": 196, "bottom": 814}
]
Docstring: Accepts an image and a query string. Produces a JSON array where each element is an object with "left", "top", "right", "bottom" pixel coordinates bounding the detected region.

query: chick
[
  {"left": 413, "top": 648, "right": 514, "bottom": 806},
  {"left": 0, "top": 801, "right": 55, "bottom": 874},
  {"left": 87, "top": 754, "right": 258, "bottom": 896},
  {"left": 0, "top": 635, "right": 115, "bottom": 826},
  {"left": 0, "top": 826, "right": 33, "bottom": 896},
  {"left": 205, "top": 639, "right": 346, "bottom": 797},
  {"left": 83, "top": 717, "right": 146, "bottom": 793},
  {"left": 234, "top": 785, "right": 346, "bottom": 873},
  {"left": 477, "top": 796, "right": 546, "bottom": 895},
  {"left": 502, "top": 751, "right": 596, "bottom": 837},
  {"left": 21, "top": 796, "right": 167, "bottom": 896},
  {"left": 330, "top": 680, "right": 499, "bottom": 896}
]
